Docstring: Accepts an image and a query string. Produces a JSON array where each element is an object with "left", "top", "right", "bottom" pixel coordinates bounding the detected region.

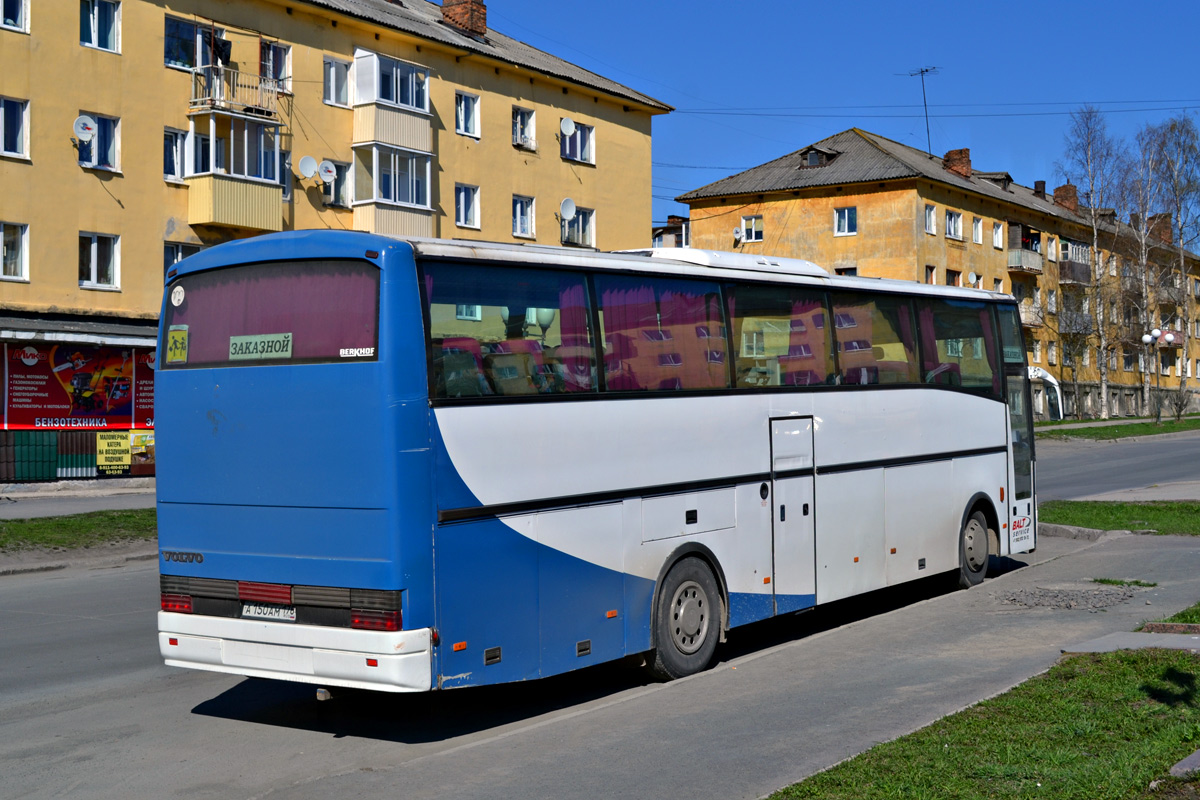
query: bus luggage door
[{"left": 770, "top": 417, "right": 816, "bottom": 614}]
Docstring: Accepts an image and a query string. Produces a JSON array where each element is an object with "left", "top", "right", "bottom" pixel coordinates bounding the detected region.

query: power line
[
  {"left": 672, "top": 98, "right": 1200, "bottom": 113},
  {"left": 653, "top": 161, "right": 751, "bottom": 170},
  {"left": 670, "top": 105, "right": 1200, "bottom": 120}
]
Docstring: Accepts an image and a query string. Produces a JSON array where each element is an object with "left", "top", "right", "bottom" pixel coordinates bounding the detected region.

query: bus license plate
[{"left": 241, "top": 603, "right": 297, "bottom": 623}]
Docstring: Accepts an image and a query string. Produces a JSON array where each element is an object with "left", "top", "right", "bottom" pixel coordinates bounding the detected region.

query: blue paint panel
[
  {"left": 775, "top": 592, "right": 817, "bottom": 615},
  {"left": 728, "top": 592, "right": 776, "bottom": 628},
  {"left": 539, "top": 541, "right": 625, "bottom": 676},
  {"left": 623, "top": 571, "right": 655, "bottom": 655}
]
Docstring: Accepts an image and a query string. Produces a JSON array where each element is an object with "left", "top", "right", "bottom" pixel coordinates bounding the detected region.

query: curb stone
[
  {"left": 1037, "top": 522, "right": 1113, "bottom": 541},
  {"left": 0, "top": 546, "right": 158, "bottom": 577}
]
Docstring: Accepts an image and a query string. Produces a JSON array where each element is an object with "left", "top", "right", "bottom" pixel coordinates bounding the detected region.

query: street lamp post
[{"left": 1141, "top": 328, "right": 1176, "bottom": 424}]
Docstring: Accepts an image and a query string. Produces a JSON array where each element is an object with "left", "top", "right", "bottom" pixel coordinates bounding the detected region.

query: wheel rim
[
  {"left": 963, "top": 518, "right": 988, "bottom": 573},
  {"left": 670, "top": 579, "right": 710, "bottom": 655}
]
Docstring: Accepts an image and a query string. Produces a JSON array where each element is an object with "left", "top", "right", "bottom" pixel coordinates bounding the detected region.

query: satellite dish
[
  {"left": 298, "top": 155, "right": 318, "bottom": 179},
  {"left": 73, "top": 115, "right": 97, "bottom": 143},
  {"left": 560, "top": 117, "right": 576, "bottom": 138},
  {"left": 732, "top": 227, "right": 744, "bottom": 241},
  {"left": 559, "top": 198, "right": 577, "bottom": 221},
  {"left": 317, "top": 160, "right": 337, "bottom": 184},
  {"left": 968, "top": 271, "right": 979, "bottom": 286}
]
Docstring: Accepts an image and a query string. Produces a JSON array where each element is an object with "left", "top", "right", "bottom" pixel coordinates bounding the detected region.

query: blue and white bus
[{"left": 156, "top": 231, "right": 1036, "bottom": 692}]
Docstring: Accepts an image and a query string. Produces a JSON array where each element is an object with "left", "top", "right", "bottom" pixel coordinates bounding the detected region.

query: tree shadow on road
[{"left": 191, "top": 558, "right": 1026, "bottom": 743}]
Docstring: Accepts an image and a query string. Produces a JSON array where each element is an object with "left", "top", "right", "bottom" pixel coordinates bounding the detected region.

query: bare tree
[
  {"left": 1154, "top": 114, "right": 1200, "bottom": 407},
  {"left": 1061, "top": 106, "right": 1122, "bottom": 418}
]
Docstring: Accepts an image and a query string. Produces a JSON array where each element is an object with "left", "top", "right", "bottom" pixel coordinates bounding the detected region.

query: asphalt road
[
  {"left": 4, "top": 532, "right": 1200, "bottom": 800},
  {"left": 1035, "top": 430, "right": 1200, "bottom": 500},
  {"left": 0, "top": 491, "right": 156, "bottom": 520}
]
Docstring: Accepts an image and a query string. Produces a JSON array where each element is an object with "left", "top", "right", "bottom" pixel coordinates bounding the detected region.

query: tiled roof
[{"left": 297, "top": 0, "right": 671, "bottom": 111}]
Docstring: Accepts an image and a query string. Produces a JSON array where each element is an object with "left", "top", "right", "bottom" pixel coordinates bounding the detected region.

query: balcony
[
  {"left": 352, "top": 203, "right": 432, "bottom": 237},
  {"left": 1018, "top": 301, "right": 1043, "bottom": 327},
  {"left": 190, "top": 67, "right": 281, "bottom": 118},
  {"left": 353, "top": 103, "right": 431, "bottom": 151},
  {"left": 1007, "top": 248, "right": 1043, "bottom": 274},
  {"left": 186, "top": 174, "right": 282, "bottom": 231},
  {"left": 1058, "top": 310, "right": 1094, "bottom": 334},
  {"left": 1058, "top": 259, "right": 1092, "bottom": 285}
]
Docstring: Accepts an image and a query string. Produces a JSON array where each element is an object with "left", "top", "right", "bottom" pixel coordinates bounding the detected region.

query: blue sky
[{"left": 487, "top": 0, "right": 1200, "bottom": 225}]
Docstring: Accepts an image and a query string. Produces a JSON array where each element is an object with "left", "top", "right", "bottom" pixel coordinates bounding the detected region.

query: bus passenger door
[{"left": 770, "top": 417, "right": 816, "bottom": 614}]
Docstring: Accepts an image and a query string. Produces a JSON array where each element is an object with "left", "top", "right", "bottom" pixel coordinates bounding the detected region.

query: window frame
[
  {"left": 833, "top": 206, "right": 857, "bottom": 237},
  {"left": 993, "top": 221, "right": 1003, "bottom": 249},
  {"left": 455, "top": 92, "right": 480, "bottom": 138},
  {"left": 323, "top": 56, "right": 351, "bottom": 107},
  {"left": 512, "top": 194, "right": 535, "bottom": 238},
  {"left": 376, "top": 54, "right": 429, "bottom": 113},
  {"left": 924, "top": 204, "right": 936, "bottom": 235},
  {"left": 972, "top": 216, "right": 982, "bottom": 244},
  {"left": 455, "top": 183, "right": 480, "bottom": 229},
  {"left": 163, "top": 127, "right": 186, "bottom": 182},
  {"left": 79, "top": 0, "right": 120, "bottom": 53},
  {"left": 2, "top": 0, "right": 28, "bottom": 32},
  {"left": 78, "top": 231, "right": 119, "bottom": 290},
  {"left": 512, "top": 106, "right": 536, "bottom": 150},
  {"left": 742, "top": 215, "right": 764, "bottom": 243},
  {"left": 352, "top": 144, "right": 430, "bottom": 209},
  {"left": 163, "top": 241, "right": 201, "bottom": 276},
  {"left": 259, "top": 40, "right": 291, "bottom": 93},
  {"left": 77, "top": 113, "right": 119, "bottom": 172},
  {"left": 944, "top": 209, "right": 963, "bottom": 241},
  {"left": 0, "top": 96, "right": 29, "bottom": 158},
  {"left": 1, "top": 221, "right": 28, "bottom": 281},
  {"left": 560, "top": 120, "right": 594, "bottom": 164},
  {"left": 563, "top": 207, "right": 595, "bottom": 247},
  {"left": 322, "top": 160, "right": 351, "bottom": 208},
  {"left": 163, "top": 17, "right": 222, "bottom": 71}
]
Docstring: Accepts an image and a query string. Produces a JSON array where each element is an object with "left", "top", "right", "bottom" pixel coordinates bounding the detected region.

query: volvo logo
[{"left": 162, "top": 551, "right": 204, "bottom": 563}]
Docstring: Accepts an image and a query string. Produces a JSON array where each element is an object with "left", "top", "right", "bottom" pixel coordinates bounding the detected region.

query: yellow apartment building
[
  {"left": 678, "top": 128, "right": 1200, "bottom": 419},
  {"left": 0, "top": 0, "right": 668, "bottom": 480}
]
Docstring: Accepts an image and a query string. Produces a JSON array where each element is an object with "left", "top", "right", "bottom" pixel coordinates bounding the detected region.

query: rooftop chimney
[
  {"left": 943, "top": 148, "right": 972, "bottom": 179},
  {"left": 1053, "top": 183, "right": 1079, "bottom": 213},
  {"left": 1034, "top": 180, "right": 1046, "bottom": 200},
  {"left": 1149, "top": 212, "right": 1173, "bottom": 244},
  {"left": 442, "top": 0, "right": 487, "bottom": 36}
]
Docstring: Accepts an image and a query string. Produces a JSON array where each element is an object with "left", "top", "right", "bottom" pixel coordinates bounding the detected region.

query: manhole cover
[{"left": 995, "top": 585, "right": 1138, "bottom": 611}]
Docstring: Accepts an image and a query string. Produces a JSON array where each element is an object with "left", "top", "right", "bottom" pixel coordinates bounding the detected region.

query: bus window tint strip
[
  {"left": 161, "top": 260, "right": 380, "bottom": 368},
  {"left": 423, "top": 260, "right": 1010, "bottom": 402}
]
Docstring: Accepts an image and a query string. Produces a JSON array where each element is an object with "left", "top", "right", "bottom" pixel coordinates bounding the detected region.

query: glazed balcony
[
  {"left": 1058, "top": 259, "right": 1092, "bottom": 285},
  {"left": 1018, "top": 301, "right": 1043, "bottom": 327},
  {"left": 1007, "top": 248, "right": 1043, "bottom": 274},
  {"left": 186, "top": 173, "right": 282, "bottom": 231},
  {"left": 190, "top": 66, "right": 281, "bottom": 118}
]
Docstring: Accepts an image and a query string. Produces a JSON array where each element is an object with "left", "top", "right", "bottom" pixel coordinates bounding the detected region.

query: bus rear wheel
[
  {"left": 647, "top": 558, "right": 721, "bottom": 681},
  {"left": 958, "top": 510, "right": 990, "bottom": 589}
]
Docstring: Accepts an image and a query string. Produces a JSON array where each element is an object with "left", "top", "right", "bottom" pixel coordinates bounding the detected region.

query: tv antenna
[{"left": 901, "top": 66, "right": 938, "bottom": 156}]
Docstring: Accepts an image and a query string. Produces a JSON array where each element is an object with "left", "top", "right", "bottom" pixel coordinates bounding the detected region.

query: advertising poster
[
  {"left": 134, "top": 350, "right": 156, "bottom": 429},
  {"left": 96, "top": 431, "right": 133, "bottom": 477},
  {"left": 5, "top": 343, "right": 154, "bottom": 430}
]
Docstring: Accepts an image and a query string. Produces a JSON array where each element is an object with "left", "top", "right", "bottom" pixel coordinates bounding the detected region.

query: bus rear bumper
[{"left": 158, "top": 612, "right": 432, "bottom": 693}]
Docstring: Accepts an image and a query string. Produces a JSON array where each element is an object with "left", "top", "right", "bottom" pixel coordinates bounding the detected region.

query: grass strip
[
  {"left": 1161, "top": 602, "right": 1200, "bottom": 626},
  {"left": 1094, "top": 578, "right": 1158, "bottom": 588},
  {"left": 1038, "top": 418, "right": 1200, "bottom": 440},
  {"left": 1039, "top": 501, "right": 1200, "bottom": 536},
  {"left": 0, "top": 509, "right": 157, "bottom": 551},
  {"left": 772, "top": 650, "right": 1200, "bottom": 800}
]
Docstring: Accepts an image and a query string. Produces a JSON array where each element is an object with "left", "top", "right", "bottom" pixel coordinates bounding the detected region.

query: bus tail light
[
  {"left": 238, "top": 581, "right": 293, "bottom": 604},
  {"left": 351, "top": 609, "right": 402, "bottom": 631},
  {"left": 161, "top": 593, "right": 193, "bottom": 613}
]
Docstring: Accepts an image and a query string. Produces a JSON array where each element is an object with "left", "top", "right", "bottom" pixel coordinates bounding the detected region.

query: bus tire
[
  {"left": 957, "top": 510, "right": 990, "bottom": 589},
  {"left": 647, "top": 557, "right": 721, "bottom": 681}
]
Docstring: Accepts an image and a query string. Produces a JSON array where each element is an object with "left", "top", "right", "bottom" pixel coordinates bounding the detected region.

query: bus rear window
[{"left": 161, "top": 260, "right": 380, "bottom": 369}]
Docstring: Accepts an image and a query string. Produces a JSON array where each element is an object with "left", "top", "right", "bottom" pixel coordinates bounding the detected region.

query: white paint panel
[
  {"left": 815, "top": 471, "right": 886, "bottom": 603},
  {"left": 883, "top": 462, "right": 956, "bottom": 585},
  {"left": 535, "top": 504, "right": 623, "bottom": 573},
  {"left": 771, "top": 417, "right": 813, "bottom": 472},
  {"left": 641, "top": 488, "right": 735, "bottom": 542}
]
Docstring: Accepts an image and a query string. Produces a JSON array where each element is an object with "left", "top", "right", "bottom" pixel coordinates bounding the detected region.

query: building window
[
  {"left": 835, "top": 267, "right": 858, "bottom": 277},
  {"left": 834, "top": 207, "right": 857, "bottom": 236},
  {"left": 742, "top": 215, "right": 763, "bottom": 242},
  {"left": 78, "top": 114, "right": 118, "bottom": 170},
  {"left": 1, "top": 221, "right": 27, "bottom": 280},
  {"left": 163, "top": 128, "right": 185, "bottom": 181},
  {"left": 945, "top": 210, "right": 963, "bottom": 240},
  {"left": 972, "top": 216, "right": 982, "bottom": 244},
  {"left": 80, "top": 0, "right": 119, "bottom": 52},
  {"left": 560, "top": 121, "right": 594, "bottom": 163},
  {"left": 924, "top": 204, "right": 936, "bottom": 234},
  {"left": 353, "top": 145, "right": 430, "bottom": 207},
  {"left": 993, "top": 278, "right": 1003, "bottom": 292},
  {"left": 512, "top": 194, "right": 534, "bottom": 237},
  {"left": 993, "top": 221, "right": 1003, "bottom": 248},
  {"left": 512, "top": 106, "right": 535, "bottom": 149},
  {"left": 563, "top": 207, "right": 594, "bottom": 246},
  {"left": 1032, "top": 340, "right": 1041, "bottom": 363},
  {"left": 1048, "top": 238, "right": 1057, "bottom": 262},
  {"left": 2, "top": 0, "right": 27, "bottom": 31},
  {"left": 323, "top": 57, "right": 350, "bottom": 106},
  {"left": 277, "top": 150, "right": 291, "bottom": 201},
  {"left": 1123, "top": 350, "right": 1135, "bottom": 371},
  {"left": 322, "top": 161, "right": 350, "bottom": 207},
  {"left": 1047, "top": 289, "right": 1057, "bottom": 314},
  {"left": 79, "top": 232, "right": 118, "bottom": 288},
  {"left": 1048, "top": 342, "right": 1057, "bottom": 365},
  {"left": 455, "top": 92, "right": 480, "bottom": 138},
  {"left": 1083, "top": 348, "right": 1091, "bottom": 367},
  {"left": 164, "top": 17, "right": 221, "bottom": 69},
  {"left": 377, "top": 55, "right": 428, "bottom": 112},
  {"left": 260, "top": 41, "right": 290, "bottom": 92},
  {"left": 1, "top": 97, "right": 28, "bottom": 157},
  {"left": 455, "top": 184, "right": 479, "bottom": 228},
  {"left": 192, "top": 132, "right": 226, "bottom": 174},
  {"left": 946, "top": 269, "right": 961, "bottom": 287},
  {"left": 455, "top": 304, "right": 482, "bottom": 321},
  {"left": 925, "top": 265, "right": 936, "bottom": 284},
  {"left": 163, "top": 242, "right": 201, "bottom": 275}
]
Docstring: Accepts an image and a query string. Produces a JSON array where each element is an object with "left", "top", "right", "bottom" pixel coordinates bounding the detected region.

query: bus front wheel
[
  {"left": 647, "top": 558, "right": 722, "bottom": 680},
  {"left": 958, "top": 510, "right": 990, "bottom": 589}
]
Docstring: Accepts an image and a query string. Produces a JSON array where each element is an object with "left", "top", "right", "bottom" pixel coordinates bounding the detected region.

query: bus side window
[
  {"left": 595, "top": 275, "right": 728, "bottom": 392},
  {"left": 830, "top": 294, "right": 919, "bottom": 386},
  {"left": 423, "top": 263, "right": 596, "bottom": 399},
  {"left": 917, "top": 299, "right": 1002, "bottom": 398},
  {"left": 727, "top": 283, "right": 833, "bottom": 388}
]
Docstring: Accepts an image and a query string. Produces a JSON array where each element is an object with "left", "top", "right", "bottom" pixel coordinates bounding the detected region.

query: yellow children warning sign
[
  {"left": 96, "top": 431, "right": 132, "bottom": 477},
  {"left": 166, "top": 325, "right": 188, "bottom": 364}
]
